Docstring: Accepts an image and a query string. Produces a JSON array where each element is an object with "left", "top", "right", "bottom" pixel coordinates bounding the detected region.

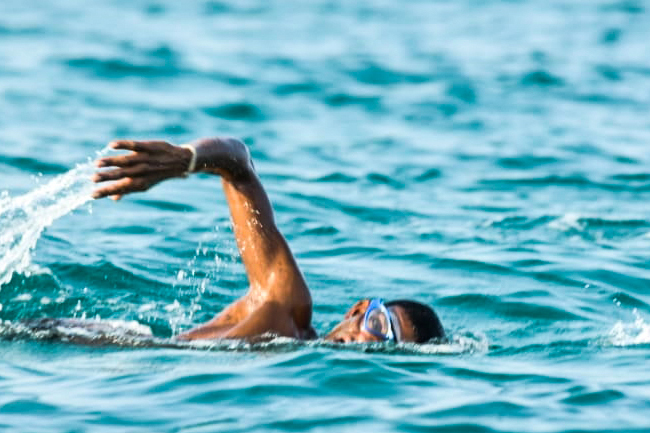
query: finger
[
  {"left": 110, "top": 140, "right": 170, "bottom": 153},
  {"left": 92, "top": 177, "right": 145, "bottom": 199},
  {"left": 96, "top": 153, "right": 147, "bottom": 168},
  {"left": 93, "top": 164, "right": 149, "bottom": 183},
  {"left": 111, "top": 195, "right": 123, "bottom": 201}
]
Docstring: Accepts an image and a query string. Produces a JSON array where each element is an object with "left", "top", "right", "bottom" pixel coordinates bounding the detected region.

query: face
[{"left": 324, "top": 299, "right": 417, "bottom": 343}]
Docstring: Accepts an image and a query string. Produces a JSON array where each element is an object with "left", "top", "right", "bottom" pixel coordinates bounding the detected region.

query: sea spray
[{"left": 0, "top": 149, "right": 109, "bottom": 288}]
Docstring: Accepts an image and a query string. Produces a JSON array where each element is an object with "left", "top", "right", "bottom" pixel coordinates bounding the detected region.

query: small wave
[
  {"left": 438, "top": 293, "right": 583, "bottom": 321},
  {"left": 0, "top": 155, "right": 68, "bottom": 175},
  {"left": 64, "top": 57, "right": 182, "bottom": 79},
  {"left": 496, "top": 155, "right": 559, "bottom": 170},
  {"left": 600, "top": 0, "right": 645, "bottom": 14},
  {"left": 345, "top": 61, "right": 430, "bottom": 86},
  {"left": 520, "top": 70, "right": 564, "bottom": 87},
  {"left": 273, "top": 81, "right": 321, "bottom": 96},
  {"left": 323, "top": 93, "right": 382, "bottom": 111}
]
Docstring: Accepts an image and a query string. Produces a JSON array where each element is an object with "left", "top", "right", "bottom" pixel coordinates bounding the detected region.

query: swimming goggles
[{"left": 362, "top": 298, "right": 397, "bottom": 342}]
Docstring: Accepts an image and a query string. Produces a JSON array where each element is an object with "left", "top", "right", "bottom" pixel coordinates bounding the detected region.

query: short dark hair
[{"left": 386, "top": 300, "right": 445, "bottom": 343}]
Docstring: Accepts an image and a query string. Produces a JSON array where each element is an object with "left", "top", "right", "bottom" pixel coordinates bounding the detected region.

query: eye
[{"left": 367, "top": 311, "right": 388, "bottom": 334}]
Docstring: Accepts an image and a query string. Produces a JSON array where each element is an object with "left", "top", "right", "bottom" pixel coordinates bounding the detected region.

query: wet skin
[{"left": 92, "top": 138, "right": 419, "bottom": 343}]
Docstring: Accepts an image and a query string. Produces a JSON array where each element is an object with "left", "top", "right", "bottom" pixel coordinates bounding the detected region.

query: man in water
[{"left": 92, "top": 138, "right": 445, "bottom": 344}]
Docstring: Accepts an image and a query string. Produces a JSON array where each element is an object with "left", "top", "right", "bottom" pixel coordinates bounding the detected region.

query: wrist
[{"left": 179, "top": 144, "right": 197, "bottom": 176}]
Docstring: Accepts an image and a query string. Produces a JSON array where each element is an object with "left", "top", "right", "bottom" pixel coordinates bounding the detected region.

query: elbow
[{"left": 194, "top": 137, "right": 254, "bottom": 180}]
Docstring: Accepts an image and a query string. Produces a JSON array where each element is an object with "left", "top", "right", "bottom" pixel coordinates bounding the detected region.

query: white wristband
[{"left": 180, "top": 144, "right": 197, "bottom": 175}]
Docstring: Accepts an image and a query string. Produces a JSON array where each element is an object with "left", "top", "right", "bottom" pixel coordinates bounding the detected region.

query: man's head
[{"left": 324, "top": 298, "right": 445, "bottom": 344}]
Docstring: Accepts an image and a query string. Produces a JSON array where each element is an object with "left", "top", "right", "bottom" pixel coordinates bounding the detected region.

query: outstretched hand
[{"left": 92, "top": 140, "right": 192, "bottom": 201}]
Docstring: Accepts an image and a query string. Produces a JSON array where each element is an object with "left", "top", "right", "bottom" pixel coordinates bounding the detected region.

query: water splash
[
  {"left": 608, "top": 309, "right": 650, "bottom": 346},
  {"left": 0, "top": 149, "right": 109, "bottom": 288}
]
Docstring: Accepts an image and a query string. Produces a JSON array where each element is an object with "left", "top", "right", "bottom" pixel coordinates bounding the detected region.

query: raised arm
[{"left": 93, "top": 138, "right": 313, "bottom": 340}]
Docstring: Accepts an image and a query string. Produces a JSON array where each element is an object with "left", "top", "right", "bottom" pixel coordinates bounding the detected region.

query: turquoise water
[{"left": 2, "top": 0, "right": 650, "bottom": 431}]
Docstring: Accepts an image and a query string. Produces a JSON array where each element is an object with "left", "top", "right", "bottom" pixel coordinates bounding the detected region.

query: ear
[{"left": 344, "top": 299, "right": 371, "bottom": 319}]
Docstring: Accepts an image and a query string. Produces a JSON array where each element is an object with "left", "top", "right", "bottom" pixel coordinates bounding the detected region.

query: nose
[{"left": 324, "top": 317, "right": 359, "bottom": 343}]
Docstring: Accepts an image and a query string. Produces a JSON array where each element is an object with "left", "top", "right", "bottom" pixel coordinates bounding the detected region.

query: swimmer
[{"left": 91, "top": 138, "right": 445, "bottom": 344}]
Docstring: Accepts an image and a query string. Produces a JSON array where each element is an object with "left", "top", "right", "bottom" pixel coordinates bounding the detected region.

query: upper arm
[
  {"left": 198, "top": 138, "right": 312, "bottom": 330},
  {"left": 219, "top": 159, "right": 312, "bottom": 312}
]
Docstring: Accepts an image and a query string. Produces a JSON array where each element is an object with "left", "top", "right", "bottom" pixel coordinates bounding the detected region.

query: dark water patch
[
  {"left": 438, "top": 294, "right": 583, "bottom": 321},
  {"left": 143, "top": 3, "right": 166, "bottom": 16},
  {"left": 147, "top": 372, "right": 239, "bottom": 394},
  {"left": 64, "top": 57, "right": 182, "bottom": 79},
  {"left": 530, "top": 271, "right": 586, "bottom": 289},
  {"left": 489, "top": 174, "right": 587, "bottom": 188},
  {"left": 403, "top": 99, "right": 471, "bottom": 125},
  {"left": 203, "top": 1, "right": 232, "bottom": 14},
  {"left": 477, "top": 175, "right": 650, "bottom": 192},
  {"left": 187, "top": 382, "right": 317, "bottom": 404},
  {"left": 267, "top": 415, "right": 371, "bottom": 432},
  {"left": 508, "top": 288, "right": 553, "bottom": 297},
  {"left": 206, "top": 70, "right": 252, "bottom": 86},
  {"left": 300, "top": 245, "right": 383, "bottom": 259},
  {"left": 584, "top": 270, "right": 650, "bottom": 295},
  {"left": 434, "top": 401, "right": 533, "bottom": 419},
  {"left": 50, "top": 261, "right": 167, "bottom": 295},
  {"left": 579, "top": 217, "right": 649, "bottom": 230},
  {"left": 408, "top": 424, "right": 496, "bottom": 433},
  {"left": 601, "top": 0, "right": 645, "bottom": 14},
  {"left": 1, "top": 398, "right": 58, "bottom": 414},
  {"left": 289, "top": 193, "right": 416, "bottom": 224},
  {"left": 569, "top": 92, "right": 641, "bottom": 107},
  {"left": 0, "top": 24, "right": 43, "bottom": 36},
  {"left": 610, "top": 292, "right": 650, "bottom": 311},
  {"left": 365, "top": 172, "right": 404, "bottom": 189},
  {"left": 108, "top": 224, "right": 157, "bottom": 235},
  {"left": 273, "top": 81, "right": 321, "bottom": 96},
  {"left": 446, "top": 80, "right": 477, "bottom": 104},
  {"left": 600, "top": 28, "right": 623, "bottom": 45},
  {"left": 462, "top": 205, "right": 521, "bottom": 213},
  {"left": 488, "top": 216, "right": 554, "bottom": 230},
  {"left": 323, "top": 93, "right": 382, "bottom": 111},
  {"left": 562, "top": 388, "right": 625, "bottom": 406},
  {"left": 119, "top": 43, "right": 179, "bottom": 64},
  {"left": 203, "top": 102, "right": 266, "bottom": 122},
  {"left": 615, "top": 155, "right": 639, "bottom": 164},
  {"left": 443, "top": 367, "right": 569, "bottom": 385},
  {"left": 314, "top": 172, "right": 357, "bottom": 183},
  {"left": 134, "top": 198, "right": 198, "bottom": 213},
  {"left": 300, "top": 225, "right": 339, "bottom": 236},
  {"left": 491, "top": 339, "right": 593, "bottom": 357},
  {"left": 611, "top": 172, "right": 650, "bottom": 182},
  {"left": 0, "top": 155, "right": 68, "bottom": 175},
  {"left": 414, "top": 168, "right": 442, "bottom": 182},
  {"left": 595, "top": 64, "right": 622, "bottom": 81},
  {"left": 521, "top": 70, "right": 564, "bottom": 87},
  {"left": 496, "top": 155, "right": 559, "bottom": 170},
  {"left": 345, "top": 61, "right": 430, "bottom": 86},
  {"left": 202, "top": 0, "right": 269, "bottom": 15}
]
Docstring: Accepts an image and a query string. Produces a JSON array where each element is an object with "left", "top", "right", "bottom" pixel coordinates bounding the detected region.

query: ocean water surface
[{"left": 2, "top": 0, "right": 650, "bottom": 431}]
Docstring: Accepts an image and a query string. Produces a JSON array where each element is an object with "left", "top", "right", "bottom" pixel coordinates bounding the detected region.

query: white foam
[
  {"left": 0, "top": 148, "right": 109, "bottom": 289},
  {"left": 608, "top": 309, "right": 650, "bottom": 346},
  {"left": 548, "top": 212, "right": 584, "bottom": 232}
]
